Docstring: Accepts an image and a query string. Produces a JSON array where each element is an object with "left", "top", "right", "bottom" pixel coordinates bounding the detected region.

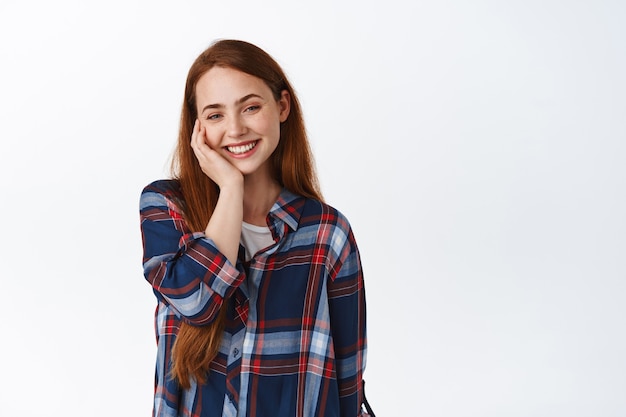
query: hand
[
  {"left": 190, "top": 119, "right": 243, "bottom": 189},
  {"left": 191, "top": 120, "right": 243, "bottom": 264}
]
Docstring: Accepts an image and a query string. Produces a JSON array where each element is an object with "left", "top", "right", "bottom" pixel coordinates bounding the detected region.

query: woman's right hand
[
  {"left": 190, "top": 119, "right": 243, "bottom": 189},
  {"left": 190, "top": 119, "right": 243, "bottom": 265}
]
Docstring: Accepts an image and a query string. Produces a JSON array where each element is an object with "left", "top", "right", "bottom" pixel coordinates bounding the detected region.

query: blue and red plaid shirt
[{"left": 140, "top": 180, "right": 368, "bottom": 417}]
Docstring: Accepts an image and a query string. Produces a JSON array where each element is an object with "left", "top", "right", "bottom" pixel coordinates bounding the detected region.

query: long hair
[{"left": 170, "top": 39, "right": 323, "bottom": 388}]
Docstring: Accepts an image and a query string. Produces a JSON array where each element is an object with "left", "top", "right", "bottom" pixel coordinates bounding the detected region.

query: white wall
[{"left": 1, "top": 0, "right": 624, "bottom": 415}]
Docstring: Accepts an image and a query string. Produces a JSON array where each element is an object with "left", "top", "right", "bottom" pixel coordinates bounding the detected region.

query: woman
[{"left": 140, "top": 39, "right": 370, "bottom": 417}]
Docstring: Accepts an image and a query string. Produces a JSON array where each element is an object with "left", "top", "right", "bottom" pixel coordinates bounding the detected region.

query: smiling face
[{"left": 195, "top": 66, "right": 290, "bottom": 179}]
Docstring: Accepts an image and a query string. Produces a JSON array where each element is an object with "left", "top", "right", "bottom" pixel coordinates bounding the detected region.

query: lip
[{"left": 224, "top": 139, "right": 260, "bottom": 158}]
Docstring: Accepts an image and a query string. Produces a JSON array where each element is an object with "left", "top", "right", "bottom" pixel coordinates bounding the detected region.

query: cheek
[
  {"left": 256, "top": 117, "right": 281, "bottom": 140},
  {"left": 200, "top": 123, "right": 222, "bottom": 147}
]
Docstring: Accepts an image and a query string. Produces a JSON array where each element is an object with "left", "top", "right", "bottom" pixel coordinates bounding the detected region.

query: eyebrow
[{"left": 201, "top": 93, "right": 264, "bottom": 114}]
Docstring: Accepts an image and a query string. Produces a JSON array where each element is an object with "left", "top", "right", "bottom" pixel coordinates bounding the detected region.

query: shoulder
[
  {"left": 298, "top": 199, "right": 361, "bottom": 274},
  {"left": 299, "top": 199, "right": 357, "bottom": 260},
  {"left": 142, "top": 179, "right": 182, "bottom": 195},
  {"left": 140, "top": 179, "right": 183, "bottom": 209},
  {"left": 300, "top": 198, "right": 353, "bottom": 233}
]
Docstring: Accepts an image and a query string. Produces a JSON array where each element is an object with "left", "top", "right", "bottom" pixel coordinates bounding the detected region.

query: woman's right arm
[{"left": 140, "top": 181, "right": 244, "bottom": 326}]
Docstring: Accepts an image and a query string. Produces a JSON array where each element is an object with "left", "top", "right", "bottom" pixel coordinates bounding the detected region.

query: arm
[
  {"left": 141, "top": 120, "right": 245, "bottom": 324},
  {"left": 140, "top": 181, "right": 244, "bottom": 325},
  {"left": 327, "top": 226, "right": 368, "bottom": 417},
  {"left": 191, "top": 120, "right": 244, "bottom": 265}
]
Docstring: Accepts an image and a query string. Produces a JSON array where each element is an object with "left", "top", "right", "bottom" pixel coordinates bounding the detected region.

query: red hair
[{"left": 170, "top": 39, "right": 322, "bottom": 388}]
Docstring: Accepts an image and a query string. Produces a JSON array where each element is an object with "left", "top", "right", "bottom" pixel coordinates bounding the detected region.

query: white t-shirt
[{"left": 240, "top": 221, "right": 274, "bottom": 261}]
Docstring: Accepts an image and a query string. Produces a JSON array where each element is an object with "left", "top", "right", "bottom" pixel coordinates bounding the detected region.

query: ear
[{"left": 278, "top": 90, "right": 291, "bottom": 123}]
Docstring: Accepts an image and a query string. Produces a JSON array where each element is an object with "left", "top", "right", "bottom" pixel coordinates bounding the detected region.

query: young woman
[{"left": 140, "top": 39, "right": 370, "bottom": 417}]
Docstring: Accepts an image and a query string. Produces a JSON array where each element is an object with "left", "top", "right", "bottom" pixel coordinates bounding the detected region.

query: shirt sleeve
[
  {"left": 327, "top": 223, "right": 368, "bottom": 417},
  {"left": 139, "top": 181, "right": 244, "bottom": 325}
]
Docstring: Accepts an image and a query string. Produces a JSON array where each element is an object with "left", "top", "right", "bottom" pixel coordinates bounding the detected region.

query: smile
[{"left": 226, "top": 141, "right": 258, "bottom": 155}]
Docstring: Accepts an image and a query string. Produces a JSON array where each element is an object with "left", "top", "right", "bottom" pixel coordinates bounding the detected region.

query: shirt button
[{"left": 233, "top": 348, "right": 240, "bottom": 358}]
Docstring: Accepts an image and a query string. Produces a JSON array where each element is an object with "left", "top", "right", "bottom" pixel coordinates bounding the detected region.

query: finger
[
  {"left": 190, "top": 119, "right": 200, "bottom": 149},
  {"left": 197, "top": 124, "right": 214, "bottom": 154},
  {"left": 192, "top": 121, "right": 211, "bottom": 160},
  {"left": 193, "top": 124, "right": 218, "bottom": 165},
  {"left": 190, "top": 122, "right": 197, "bottom": 151}
]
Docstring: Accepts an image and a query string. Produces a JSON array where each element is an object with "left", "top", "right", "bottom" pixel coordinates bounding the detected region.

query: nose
[{"left": 227, "top": 114, "right": 247, "bottom": 138}]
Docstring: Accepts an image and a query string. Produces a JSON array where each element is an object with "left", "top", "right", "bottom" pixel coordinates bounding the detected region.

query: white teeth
[{"left": 227, "top": 141, "right": 257, "bottom": 154}]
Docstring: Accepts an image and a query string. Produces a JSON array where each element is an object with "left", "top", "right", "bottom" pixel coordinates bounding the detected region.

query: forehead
[{"left": 195, "top": 67, "right": 272, "bottom": 104}]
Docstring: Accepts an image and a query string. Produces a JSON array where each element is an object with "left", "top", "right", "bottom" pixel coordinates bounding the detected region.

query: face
[{"left": 194, "top": 66, "right": 290, "bottom": 178}]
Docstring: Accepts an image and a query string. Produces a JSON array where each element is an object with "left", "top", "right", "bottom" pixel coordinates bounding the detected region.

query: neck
[{"left": 242, "top": 170, "right": 281, "bottom": 226}]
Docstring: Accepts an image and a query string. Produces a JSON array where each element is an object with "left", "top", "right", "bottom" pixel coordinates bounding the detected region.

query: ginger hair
[{"left": 170, "top": 39, "right": 322, "bottom": 388}]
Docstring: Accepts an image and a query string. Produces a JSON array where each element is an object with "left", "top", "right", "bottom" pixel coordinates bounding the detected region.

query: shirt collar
[{"left": 268, "top": 188, "right": 306, "bottom": 232}]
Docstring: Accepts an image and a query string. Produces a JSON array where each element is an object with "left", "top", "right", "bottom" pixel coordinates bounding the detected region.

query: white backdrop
[{"left": 1, "top": 1, "right": 625, "bottom": 416}]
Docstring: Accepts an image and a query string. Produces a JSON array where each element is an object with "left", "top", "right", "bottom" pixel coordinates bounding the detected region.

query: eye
[
  {"left": 206, "top": 113, "right": 222, "bottom": 121},
  {"left": 244, "top": 105, "right": 260, "bottom": 113}
]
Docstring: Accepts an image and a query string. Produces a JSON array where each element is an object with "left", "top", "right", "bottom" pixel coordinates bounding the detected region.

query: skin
[{"left": 190, "top": 66, "right": 290, "bottom": 264}]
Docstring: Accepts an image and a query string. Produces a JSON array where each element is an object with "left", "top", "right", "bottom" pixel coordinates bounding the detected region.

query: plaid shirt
[{"left": 140, "top": 180, "right": 368, "bottom": 417}]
